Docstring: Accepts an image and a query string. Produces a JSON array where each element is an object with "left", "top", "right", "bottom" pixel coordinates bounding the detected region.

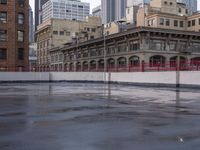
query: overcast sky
[{"left": 30, "top": 0, "right": 199, "bottom": 15}]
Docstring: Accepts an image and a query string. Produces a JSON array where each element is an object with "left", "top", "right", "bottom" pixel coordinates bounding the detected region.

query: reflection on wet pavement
[{"left": 0, "top": 83, "right": 200, "bottom": 150}]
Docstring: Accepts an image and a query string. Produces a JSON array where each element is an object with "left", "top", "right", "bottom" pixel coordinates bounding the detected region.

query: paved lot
[{"left": 0, "top": 83, "right": 200, "bottom": 150}]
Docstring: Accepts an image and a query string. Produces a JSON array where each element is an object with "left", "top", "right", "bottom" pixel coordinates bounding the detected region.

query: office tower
[
  {"left": 127, "top": 0, "right": 150, "bottom": 7},
  {"left": 35, "top": 0, "right": 49, "bottom": 31},
  {"left": 101, "top": 0, "right": 127, "bottom": 24},
  {"left": 42, "top": 0, "right": 90, "bottom": 23},
  {"left": 177, "top": 0, "right": 198, "bottom": 14},
  {"left": 0, "top": 0, "right": 29, "bottom": 71},
  {"left": 92, "top": 5, "right": 102, "bottom": 18},
  {"left": 29, "top": 5, "right": 34, "bottom": 43}
]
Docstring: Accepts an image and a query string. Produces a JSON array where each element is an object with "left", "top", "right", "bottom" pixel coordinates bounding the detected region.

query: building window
[
  {"left": 180, "top": 21, "right": 184, "bottom": 27},
  {"left": 18, "top": 13, "right": 24, "bottom": 25},
  {"left": 164, "top": 1, "right": 167, "bottom": 5},
  {"left": 118, "top": 43, "right": 127, "bottom": 53},
  {"left": 130, "top": 41, "right": 140, "bottom": 51},
  {"left": 165, "top": 19, "right": 170, "bottom": 26},
  {"left": 60, "top": 31, "right": 64, "bottom": 35},
  {"left": 170, "top": 2, "right": 173, "bottom": 5},
  {"left": 90, "top": 49, "right": 96, "bottom": 57},
  {"left": 18, "top": 30, "right": 24, "bottom": 42},
  {"left": 0, "top": 48, "right": 6, "bottom": 60},
  {"left": 192, "top": 20, "right": 195, "bottom": 26},
  {"left": 188, "top": 21, "right": 191, "bottom": 27},
  {"left": 150, "top": 40, "right": 166, "bottom": 51},
  {"left": 179, "top": 8, "right": 181, "bottom": 13},
  {"left": 160, "top": 18, "right": 164, "bottom": 25},
  {"left": 0, "top": 12, "right": 7, "bottom": 23},
  {"left": 107, "top": 46, "right": 115, "bottom": 55},
  {"left": 18, "top": 0, "right": 25, "bottom": 7},
  {"left": 66, "top": 32, "right": 70, "bottom": 36},
  {"left": 186, "top": 9, "right": 188, "bottom": 14},
  {"left": 90, "top": 36, "right": 94, "bottom": 40},
  {"left": 91, "top": 28, "right": 96, "bottom": 32},
  {"left": 0, "top": 30, "right": 7, "bottom": 41},
  {"left": 174, "top": 20, "right": 178, "bottom": 27},
  {"left": 199, "top": 18, "right": 200, "bottom": 25},
  {"left": 169, "top": 41, "right": 177, "bottom": 51},
  {"left": 0, "top": 0, "right": 7, "bottom": 4},
  {"left": 53, "top": 31, "right": 58, "bottom": 35},
  {"left": 18, "top": 48, "right": 24, "bottom": 60}
]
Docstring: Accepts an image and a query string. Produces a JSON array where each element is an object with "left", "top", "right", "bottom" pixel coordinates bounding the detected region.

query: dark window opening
[{"left": 18, "top": 48, "right": 24, "bottom": 60}]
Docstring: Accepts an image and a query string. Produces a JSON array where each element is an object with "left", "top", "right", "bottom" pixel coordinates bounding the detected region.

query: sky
[{"left": 30, "top": 0, "right": 199, "bottom": 15}]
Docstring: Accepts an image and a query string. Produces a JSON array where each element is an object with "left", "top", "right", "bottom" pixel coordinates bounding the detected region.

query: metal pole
[
  {"left": 103, "top": 29, "right": 106, "bottom": 83},
  {"left": 176, "top": 55, "right": 180, "bottom": 88}
]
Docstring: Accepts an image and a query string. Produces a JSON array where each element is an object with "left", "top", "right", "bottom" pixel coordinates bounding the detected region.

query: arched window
[
  {"left": 117, "top": 57, "right": 127, "bottom": 68},
  {"left": 150, "top": 55, "right": 166, "bottom": 67},
  {"left": 90, "top": 60, "right": 96, "bottom": 71},
  {"left": 129, "top": 56, "right": 140, "bottom": 67}
]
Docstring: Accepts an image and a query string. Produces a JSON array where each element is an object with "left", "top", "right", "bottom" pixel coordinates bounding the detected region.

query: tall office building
[
  {"left": 92, "top": 5, "right": 102, "bottom": 18},
  {"left": 29, "top": 5, "right": 34, "bottom": 43},
  {"left": 42, "top": 0, "right": 90, "bottom": 23},
  {"left": 127, "top": 0, "right": 150, "bottom": 7},
  {"left": 35, "top": 0, "right": 49, "bottom": 31},
  {"left": 0, "top": 0, "right": 29, "bottom": 71},
  {"left": 102, "top": 0, "right": 127, "bottom": 24},
  {"left": 177, "top": 0, "right": 198, "bottom": 14}
]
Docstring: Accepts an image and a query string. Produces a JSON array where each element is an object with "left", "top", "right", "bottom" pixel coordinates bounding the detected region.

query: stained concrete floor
[{"left": 0, "top": 83, "right": 200, "bottom": 150}]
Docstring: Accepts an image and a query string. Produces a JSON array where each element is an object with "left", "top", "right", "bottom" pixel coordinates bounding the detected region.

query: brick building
[{"left": 0, "top": 0, "right": 29, "bottom": 71}]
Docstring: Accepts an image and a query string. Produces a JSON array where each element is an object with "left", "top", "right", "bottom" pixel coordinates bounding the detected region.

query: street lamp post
[
  {"left": 176, "top": 55, "right": 181, "bottom": 88},
  {"left": 103, "top": 25, "right": 107, "bottom": 83},
  {"left": 176, "top": 48, "right": 191, "bottom": 88}
]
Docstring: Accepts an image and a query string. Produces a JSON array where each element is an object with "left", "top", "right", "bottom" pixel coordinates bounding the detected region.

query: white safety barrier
[{"left": 0, "top": 71, "right": 199, "bottom": 87}]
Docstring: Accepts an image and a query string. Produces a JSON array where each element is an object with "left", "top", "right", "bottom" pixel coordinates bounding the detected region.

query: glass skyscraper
[
  {"left": 127, "top": 0, "right": 150, "bottom": 7},
  {"left": 102, "top": 0, "right": 127, "bottom": 24},
  {"left": 35, "top": 0, "right": 49, "bottom": 31},
  {"left": 177, "top": 0, "right": 198, "bottom": 14}
]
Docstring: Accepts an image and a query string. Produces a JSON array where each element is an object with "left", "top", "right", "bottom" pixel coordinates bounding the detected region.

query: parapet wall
[
  {"left": 0, "top": 72, "right": 199, "bottom": 88},
  {"left": 0, "top": 72, "right": 50, "bottom": 82}
]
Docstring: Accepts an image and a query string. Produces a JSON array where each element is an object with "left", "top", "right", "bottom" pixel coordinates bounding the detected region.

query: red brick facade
[{"left": 0, "top": 0, "right": 29, "bottom": 71}]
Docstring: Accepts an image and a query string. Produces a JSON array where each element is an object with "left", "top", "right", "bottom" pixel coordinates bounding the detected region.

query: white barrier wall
[
  {"left": 0, "top": 72, "right": 49, "bottom": 82},
  {"left": 180, "top": 71, "right": 200, "bottom": 86},
  {"left": 50, "top": 72, "right": 105, "bottom": 82},
  {"left": 48, "top": 71, "right": 200, "bottom": 87},
  {"left": 0, "top": 72, "right": 199, "bottom": 87},
  {"left": 109, "top": 72, "right": 176, "bottom": 85}
]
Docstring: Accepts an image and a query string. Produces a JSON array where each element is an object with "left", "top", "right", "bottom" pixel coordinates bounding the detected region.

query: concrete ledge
[{"left": 0, "top": 72, "right": 50, "bottom": 82}]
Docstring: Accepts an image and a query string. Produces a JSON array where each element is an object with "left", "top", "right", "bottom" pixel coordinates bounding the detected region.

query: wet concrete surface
[{"left": 0, "top": 83, "right": 200, "bottom": 150}]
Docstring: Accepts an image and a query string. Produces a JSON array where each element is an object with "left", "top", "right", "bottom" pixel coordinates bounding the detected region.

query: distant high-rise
[
  {"left": 35, "top": 0, "right": 49, "bottom": 31},
  {"left": 29, "top": 6, "right": 34, "bottom": 43},
  {"left": 127, "top": 0, "right": 150, "bottom": 7},
  {"left": 92, "top": 5, "right": 102, "bottom": 18},
  {"left": 176, "top": 0, "right": 198, "bottom": 14},
  {"left": 102, "top": 0, "right": 127, "bottom": 24},
  {"left": 42, "top": 0, "right": 90, "bottom": 23}
]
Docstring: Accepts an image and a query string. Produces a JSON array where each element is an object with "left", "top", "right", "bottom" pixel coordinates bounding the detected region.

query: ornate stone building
[
  {"left": 49, "top": 27, "right": 200, "bottom": 72},
  {"left": 36, "top": 16, "right": 102, "bottom": 71}
]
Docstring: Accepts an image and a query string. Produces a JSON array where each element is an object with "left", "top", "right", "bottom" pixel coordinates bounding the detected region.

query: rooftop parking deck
[{"left": 0, "top": 83, "right": 200, "bottom": 150}]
